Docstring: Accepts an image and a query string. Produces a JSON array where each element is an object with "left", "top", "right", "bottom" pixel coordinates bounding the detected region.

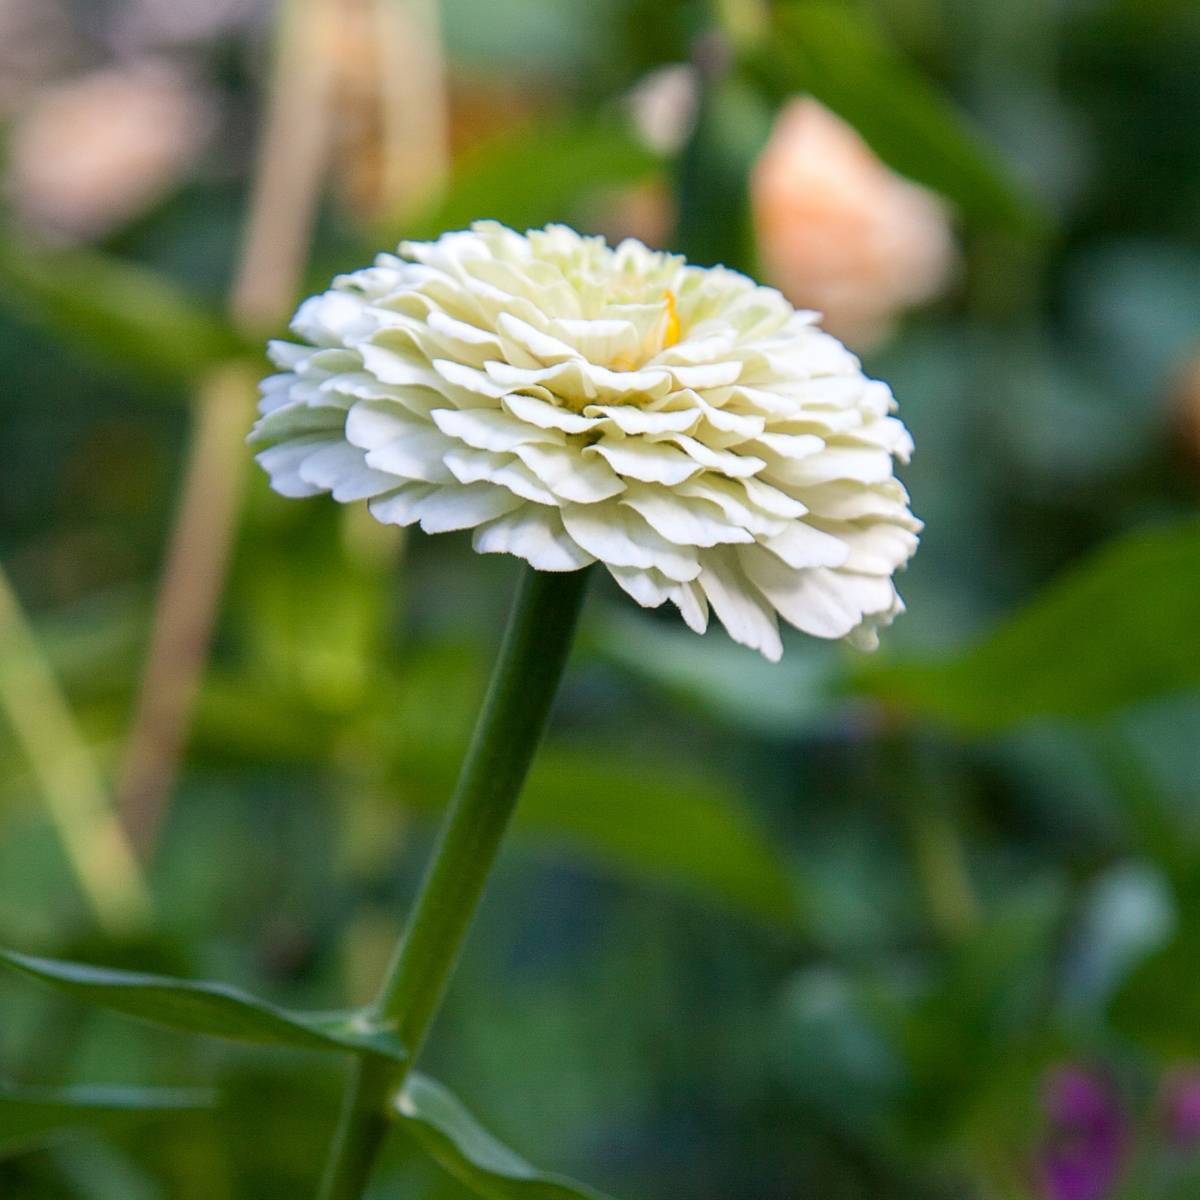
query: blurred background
[{"left": 2, "top": 0, "right": 1200, "bottom": 1197}]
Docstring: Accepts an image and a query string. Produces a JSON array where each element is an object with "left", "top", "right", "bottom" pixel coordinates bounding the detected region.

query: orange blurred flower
[
  {"left": 7, "top": 60, "right": 215, "bottom": 242},
  {"left": 751, "top": 97, "right": 954, "bottom": 350}
]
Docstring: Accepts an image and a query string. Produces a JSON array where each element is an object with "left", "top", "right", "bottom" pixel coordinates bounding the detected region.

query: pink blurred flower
[
  {"left": 6, "top": 60, "right": 216, "bottom": 242},
  {"left": 1039, "top": 1067, "right": 1129, "bottom": 1200},
  {"left": 751, "top": 97, "right": 955, "bottom": 350},
  {"left": 1161, "top": 1067, "right": 1200, "bottom": 1151}
]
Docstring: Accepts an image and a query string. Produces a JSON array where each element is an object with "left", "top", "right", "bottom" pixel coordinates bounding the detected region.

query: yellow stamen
[{"left": 663, "top": 290, "right": 681, "bottom": 349}]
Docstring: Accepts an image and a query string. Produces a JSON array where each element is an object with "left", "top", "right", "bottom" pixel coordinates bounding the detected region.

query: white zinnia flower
[{"left": 251, "top": 222, "right": 920, "bottom": 660}]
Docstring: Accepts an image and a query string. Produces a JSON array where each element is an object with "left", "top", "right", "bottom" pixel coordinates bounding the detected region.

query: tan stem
[
  {"left": 0, "top": 567, "right": 152, "bottom": 935},
  {"left": 115, "top": 364, "right": 258, "bottom": 854},
  {"left": 116, "top": 0, "right": 340, "bottom": 853}
]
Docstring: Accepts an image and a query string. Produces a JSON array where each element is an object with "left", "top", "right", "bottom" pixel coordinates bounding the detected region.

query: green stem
[{"left": 317, "top": 563, "right": 591, "bottom": 1200}]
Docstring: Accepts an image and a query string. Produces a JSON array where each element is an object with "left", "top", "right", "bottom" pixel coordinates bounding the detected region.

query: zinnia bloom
[
  {"left": 751, "top": 97, "right": 954, "bottom": 349},
  {"left": 251, "top": 222, "right": 919, "bottom": 660}
]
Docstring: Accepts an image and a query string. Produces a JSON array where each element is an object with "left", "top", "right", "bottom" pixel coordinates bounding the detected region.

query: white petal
[
  {"left": 811, "top": 522, "right": 919, "bottom": 574},
  {"left": 669, "top": 580, "right": 709, "bottom": 633},
  {"left": 663, "top": 435, "right": 765, "bottom": 479},
  {"left": 256, "top": 438, "right": 340, "bottom": 498},
  {"left": 797, "top": 480, "right": 916, "bottom": 524},
  {"left": 297, "top": 442, "right": 399, "bottom": 501},
  {"left": 606, "top": 565, "right": 673, "bottom": 608},
  {"left": 677, "top": 476, "right": 791, "bottom": 536},
  {"left": 496, "top": 311, "right": 580, "bottom": 364},
  {"left": 663, "top": 360, "right": 742, "bottom": 389},
  {"left": 739, "top": 548, "right": 894, "bottom": 639},
  {"left": 512, "top": 443, "right": 626, "bottom": 504},
  {"left": 761, "top": 522, "right": 850, "bottom": 570},
  {"left": 431, "top": 407, "right": 562, "bottom": 453},
  {"left": 345, "top": 399, "right": 428, "bottom": 449},
  {"left": 443, "top": 447, "right": 559, "bottom": 506},
  {"left": 765, "top": 446, "right": 894, "bottom": 488},
  {"left": 249, "top": 399, "right": 347, "bottom": 444},
  {"left": 501, "top": 392, "right": 598, "bottom": 434},
  {"left": 413, "top": 483, "right": 523, "bottom": 533},
  {"left": 369, "top": 483, "right": 438, "bottom": 526},
  {"left": 619, "top": 484, "right": 754, "bottom": 548},
  {"left": 696, "top": 551, "right": 783, "bottom": 662},
  {"left": 561, "top": 502, "right": 700, "bottom": 581},
  {"left": 473, "top": 506, "right": 595, "bottom": 571},
  {"left": 583, "top": 404, "right": 700, "bottom": 436},
  {"left": 364, "top": 428, "right": 457, "bottom": 482},
  {"left": 587, "top": 438, "right": 702, "bottom": 486}
]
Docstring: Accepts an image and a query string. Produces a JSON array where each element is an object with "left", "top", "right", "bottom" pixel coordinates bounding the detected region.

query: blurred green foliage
[{"left": 1, "top": 0, "right": 1200, "bottom": 1198}]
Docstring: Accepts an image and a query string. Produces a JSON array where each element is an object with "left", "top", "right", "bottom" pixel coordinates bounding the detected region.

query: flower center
[{"left": 611, "top": 290, "right": 681, "bottom": 374}]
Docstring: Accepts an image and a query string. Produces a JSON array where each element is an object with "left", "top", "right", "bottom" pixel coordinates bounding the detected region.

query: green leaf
[
  {"left": 0, "top": 236, "right": 246, "bottom": 386},
  {"left": 519, "top": 746, "right": 803, "bottom": 931},
  {"left": 393, "top": 1072, "right": 617, "bottom": 1200},
  {"left": 859, "top": 518, "right": 1200, "bottom": 732},
  {"left": 0, "top": 1084, "right": 214, "bottom": 1160},
  {"left": 754, "top": 1, "right": 1037, "bottom": 232},
  {"left": 401, "top": 118, "right": 660, "bottom": 240},
  {"left": 0, "top": 949, "right": 405, "bottom": 1060}
]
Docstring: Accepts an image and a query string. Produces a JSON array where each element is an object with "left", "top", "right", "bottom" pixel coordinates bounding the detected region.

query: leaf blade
[
  {"left": 0, "top": 1084, "right": 215, "bottom": 1160},
  {"left": 0, "top": 236, "right": 247, "bottom": 387},
  {"left": 859, "top": 518, "right": 1200, "bottom": 730},
  {"left": 394, "top": 1073, "right": 617, "bottom": 1200},
  {"left": 0, "top": 949, "right": 404, "bottom": 1059}
]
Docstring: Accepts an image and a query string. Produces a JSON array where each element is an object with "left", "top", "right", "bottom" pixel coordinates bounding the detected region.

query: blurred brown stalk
[{"left": 116, "top": 0, "right": 448, "bottom": 857}]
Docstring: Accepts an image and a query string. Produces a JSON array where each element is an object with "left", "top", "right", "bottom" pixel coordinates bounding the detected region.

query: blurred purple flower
[
  {"left": 1162, "top": 1068, "right": 1200, "bottom": 1151},
  {"left": 1039, "top": 1066, "right": 1128, "bottom": 1200}
]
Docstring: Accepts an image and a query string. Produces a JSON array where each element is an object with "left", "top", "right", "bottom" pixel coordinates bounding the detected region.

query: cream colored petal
[
  {"left": 369, "top": 483, "right": 439, "bottom": 526},
  {"left": 663, "top": 435, "right": 765, "bottom": 479},
  {"left": 297, "top": 442, "right": 399, "bottom": 501},
  {"left": 587, "top": 438, "right": 703, "bottom": 486},
  {"left": 501, "top": 393, "right": 599, "bottom": 434},
  {"left": 413, "top": 483, "right": 523, "bottom": 533},
  {"left": 473, "top": 506, "right": 595, "bottom": 572},
  {"left": 345, "top": 399, "right": 429, "bottom": 450},
  {"left": 431, "top": 407, "right": 563, "bottom": 453},
  {"left": 513, "top": 443, "right": 626, "bottom": 504},
  {"left": 583, "top": 404, "right": 700, "bottom": 436},
  {"left": 442, "top": 447, "right": 559, "bottom": 506},
  {"left": 561, "top": 502, "right": 700, "bottom": 581},
  {"left": 256, "top": 437, "right": 341, "bottom": 498},
  {"left": 364, "top": 428, "right": 457, "bottom": 483},
  {"left": 760, "top": 522, "right": 850, "bottom": 569},
  {"left": 619, "top": 483, "right": 754, "bottom": 548},
  {"left": 606, "top": 565, "right": 674, "bottom": 608},
  {"left": 696, "top": 550, "right": 783, "bottom": 661},
  {"left": 763, "top": 445, "right": 893, "bottom": 488},
  {"left": 669, "top": 579, "right": 710, "bottom": 633}
]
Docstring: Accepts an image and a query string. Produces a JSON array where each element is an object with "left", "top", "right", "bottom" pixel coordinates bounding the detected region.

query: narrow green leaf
[
  {"left": 0, "top": 949, "right": 405, "bottom": 1060},
  {"left": 753, "top": 1, "right": 1037, "bottom": 232},
  {"left": 858, "top": 518, "right": 1200, "bottom": 731},
  {"left": 0, "top": 236, "right": 246, "bottom": 386},
  {"left": 394, "top": 1073, "right": 617, "bottom": 1200},
  {"left": 0, "top": 1084, "right": 214, "bottom": 1160}
]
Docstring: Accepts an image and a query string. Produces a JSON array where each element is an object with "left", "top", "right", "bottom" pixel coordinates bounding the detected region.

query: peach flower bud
[
  {"left": 751, "top": 97, "right": 955, "bottom": 350},
  {"left": 6, "top": 60, "right": 216, "bottom": 242}
]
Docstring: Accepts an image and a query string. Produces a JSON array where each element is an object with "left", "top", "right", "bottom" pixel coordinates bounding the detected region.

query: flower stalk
[{"left": 318, "top": 563, "right": 592, "bottom": 1199}]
